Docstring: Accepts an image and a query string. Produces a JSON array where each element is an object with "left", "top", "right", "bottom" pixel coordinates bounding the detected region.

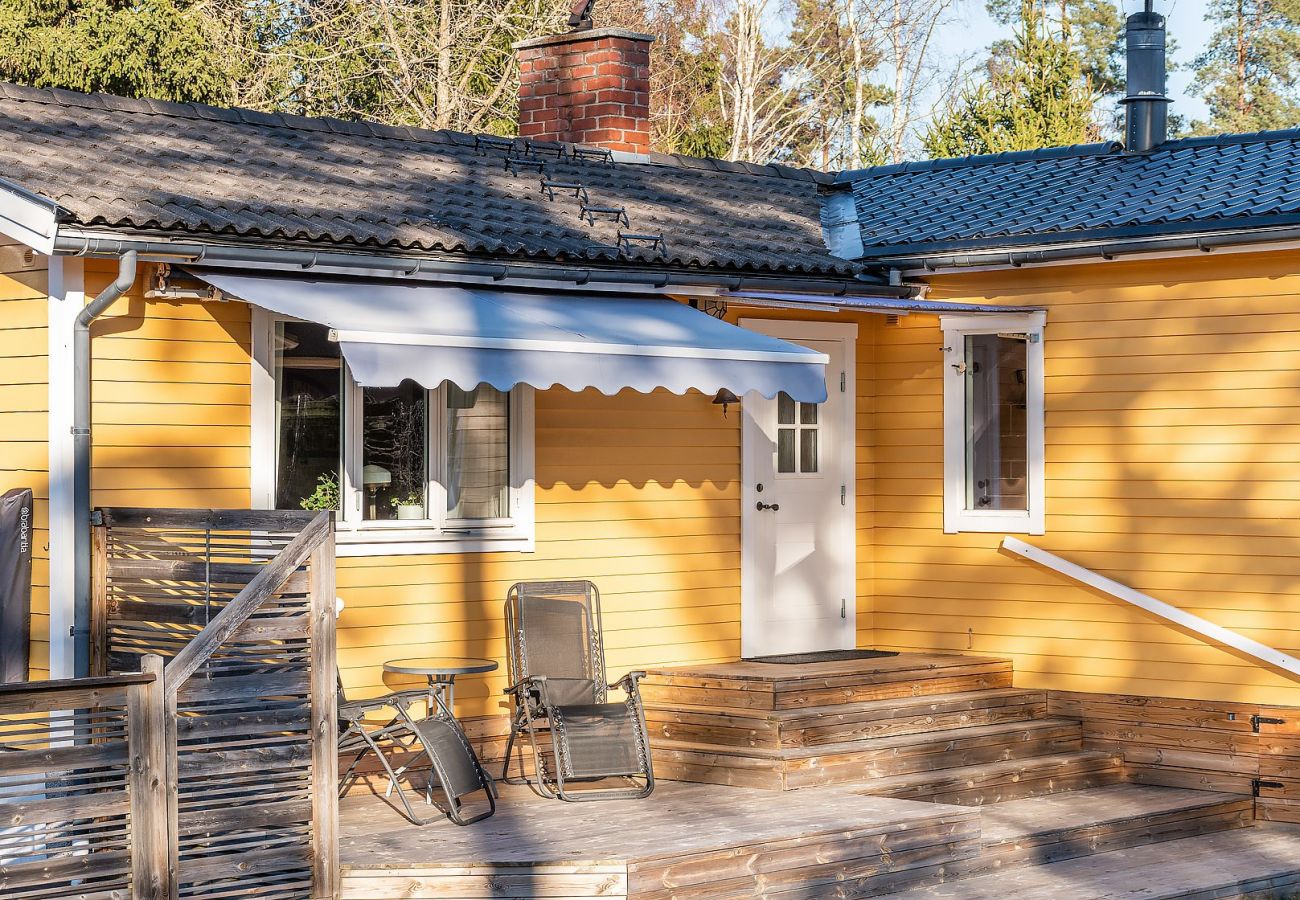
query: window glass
[
  {"left": 776, "top": 392, "right": 796, "bottom": 425},
  {"left": 777, "top": 428, "right": 796, "bottom": 473},
  {"left": 799, "top": 429, "right": 819, "bottom": 473},
  {"left": 362, "top": 380, "right": 427, "bottom": 520},
  {"left": 775, "top": 391, "right": 820, "bottom": 475},
  {"left": 274, "top": 322, "right": 341, "bottom": 511},
  {"left": 964, "top": 333, "right": 1028, "bottom": 511},
  {"left": 446, "top": 384, "right": 510, "bottom": 520}
]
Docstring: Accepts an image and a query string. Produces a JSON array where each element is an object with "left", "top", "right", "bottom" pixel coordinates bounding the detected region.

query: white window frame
[
  {"left": 252, "top": 309, "right": 535, "bottom": 556},
  {"left": 941, "top": 311, "right": 1046, "bottom": 536}
]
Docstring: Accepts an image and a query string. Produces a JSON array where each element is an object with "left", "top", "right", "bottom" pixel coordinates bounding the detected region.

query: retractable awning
[{"left": 195, "top": 272, "right": 829, "bottom": 402}]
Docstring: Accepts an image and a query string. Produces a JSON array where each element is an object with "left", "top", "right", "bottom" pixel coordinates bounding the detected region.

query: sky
[{"left": 953, "top": 0, "right": 1214, "bottom": 122}]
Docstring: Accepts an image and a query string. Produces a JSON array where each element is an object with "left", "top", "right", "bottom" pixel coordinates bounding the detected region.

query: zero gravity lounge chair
[
  {"left": 337, "top": 681, "right": 496, "bottom": 826},
  {"left": 502, "top": 581, "right": 655, "bottom": 801}
]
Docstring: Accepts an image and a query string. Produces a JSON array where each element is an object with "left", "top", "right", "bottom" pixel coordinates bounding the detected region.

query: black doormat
[{"left": 744, "top": 649, "right": 901, "bottom": 665}]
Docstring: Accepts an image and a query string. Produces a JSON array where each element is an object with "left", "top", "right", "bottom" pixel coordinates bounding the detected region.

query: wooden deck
[{"left": 338, "top": 781, "right": 979, "bottom": 899}]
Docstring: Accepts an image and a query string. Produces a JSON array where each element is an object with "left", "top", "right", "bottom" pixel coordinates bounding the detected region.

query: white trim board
[
  {"left": 1002, "top": 537, "right": 1300, "bottom": 680},
  {"left": 46, "top": 255, "right": 82, "bottom": 679},
  {"left": 0, "top": 183, "right": 60, "bottom": 255}
]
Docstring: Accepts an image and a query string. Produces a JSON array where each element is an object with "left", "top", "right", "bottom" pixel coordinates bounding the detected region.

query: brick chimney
[{"left": 514, "top": 28, "right": 654, "bottom": 154}]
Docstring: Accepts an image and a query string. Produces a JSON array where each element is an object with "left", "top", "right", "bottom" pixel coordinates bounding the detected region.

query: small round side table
[{"left": 382, "top": 656, "right": 499, "bottom": 713}]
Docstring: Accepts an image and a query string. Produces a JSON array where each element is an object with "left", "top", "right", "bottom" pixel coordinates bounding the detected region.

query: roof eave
[
  {"left": 857, "top": 215, "right": 1300, "bottom": 266},
  {"left": 52, "top": 225, "right": 901, "bottom": 297}
]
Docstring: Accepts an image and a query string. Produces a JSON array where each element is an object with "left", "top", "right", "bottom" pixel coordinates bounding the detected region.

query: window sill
[
  {"left": 943, "top": 510, "right": 1043, "bottom": 536},
  {"left": 334, "top": 525, "right": 534, "bottom": 557}
]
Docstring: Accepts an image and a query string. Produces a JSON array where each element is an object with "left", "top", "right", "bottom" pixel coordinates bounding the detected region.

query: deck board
[{"left": 339, "top": 781, "right": 979, "bottom": 899}]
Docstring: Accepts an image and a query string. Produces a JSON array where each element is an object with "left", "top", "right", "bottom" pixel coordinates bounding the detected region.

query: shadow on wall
[{"left": 875, "top": 255, "right": 1300, "bottom": 705}]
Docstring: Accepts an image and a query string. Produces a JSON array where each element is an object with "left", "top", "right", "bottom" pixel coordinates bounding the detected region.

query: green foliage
[
  {"left": 300, "top": 472, "right": 340, "bottom": 511},
  {"left": 924, "top": 0, "right": 1098, "bottom": 158},
  {"left": 1190, "top": 0, "right": 1300, "bottom": 134},
  {"left": 0, "top": 0, "right": 235, "bottom": 102},
  {"left": 987, "top": 0, "right": 1124, "bottom": 93}
]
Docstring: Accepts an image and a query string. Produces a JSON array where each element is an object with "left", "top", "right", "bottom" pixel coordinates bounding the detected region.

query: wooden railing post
[
  {"left": 90, "top": 519, "right": 108, "bottom": 677},
  {"left": 128, "top": 654, "right": 175, "bottom": 900},
  {"left": 309, "top": 513, "right": 339, "bottom": 900}
]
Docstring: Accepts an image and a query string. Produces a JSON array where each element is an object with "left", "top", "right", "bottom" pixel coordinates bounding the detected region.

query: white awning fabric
[{"left": 196, "top": 272, "right": 829, "bottom": 402}]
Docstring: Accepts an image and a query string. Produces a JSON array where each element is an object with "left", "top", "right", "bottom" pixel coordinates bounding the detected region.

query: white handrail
[{"left": 1000, "top": 536, "right": 1300, "bottom": 679}]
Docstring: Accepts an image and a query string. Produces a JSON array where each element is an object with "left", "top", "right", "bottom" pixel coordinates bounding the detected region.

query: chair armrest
[
  {"left": 503, "top": 675, "right": 547, "bottom": 696},
  {"left": 609, "top": 671, "right": 647, "bottom": 693}
]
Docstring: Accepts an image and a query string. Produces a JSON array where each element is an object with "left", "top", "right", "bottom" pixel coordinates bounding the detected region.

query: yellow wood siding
[
  {"left": 85, "top": 261, "right": 253, "bottom": 510},
  {"left": 68, "top": 249, "right": 1300, "bottom": 710},
  {"left": 0, "top": 240, "right": 49, "bottom": 678},
  {"left": 877, "top": 250, "right": 1300, "bottom": 707}
]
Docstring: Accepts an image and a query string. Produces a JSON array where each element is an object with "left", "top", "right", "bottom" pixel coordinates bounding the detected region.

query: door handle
[{"left": 756, "top": 501, "right": 780, "bottom": 512}]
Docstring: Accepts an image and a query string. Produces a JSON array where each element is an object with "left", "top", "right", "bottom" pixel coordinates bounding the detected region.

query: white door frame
[{"left": 739, "top": 319, "right": 857, "bottom": 658}]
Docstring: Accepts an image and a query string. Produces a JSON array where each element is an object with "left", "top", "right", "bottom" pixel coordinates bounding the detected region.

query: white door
[{"left": 740, "top": 321, "right": 856, "bottom": 658}]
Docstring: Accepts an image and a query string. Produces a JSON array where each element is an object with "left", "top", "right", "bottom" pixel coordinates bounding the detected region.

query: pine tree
[
  {"left": 0, "top": 0, "right": 235, "bottom": 102},
  {"left": 1190, "top": 0, "right": 1300, "bottom": 134},
  {"left": 987, "top": 0, "right": 1124, "bottom": 94},
  {"left": 923, "top": 0, "right": 1098, "bottom": 157}
]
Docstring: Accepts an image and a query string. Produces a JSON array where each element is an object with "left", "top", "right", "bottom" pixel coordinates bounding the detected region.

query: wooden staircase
[
  {"left": 640, "top": 653, "right": 1121, "bottom": 796},
  {"left": 639, "top": 653, "right": 1300, "bottom": 897}
]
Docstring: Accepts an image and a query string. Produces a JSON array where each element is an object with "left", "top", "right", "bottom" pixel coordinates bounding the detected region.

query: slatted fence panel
[
  {"left": 0, "top": 674, "right": 156, "bottom": 900},
  {"left": 94, "top": 509, "right": 336, "bottom": 900}
]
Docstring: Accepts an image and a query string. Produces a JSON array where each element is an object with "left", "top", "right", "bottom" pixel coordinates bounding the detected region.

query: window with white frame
[
  {"left": 942, "top": 313, "right": 1045, "bottom": 535},
  {"left": 259, "top": 317, "right": 534, "bottom": 555}
]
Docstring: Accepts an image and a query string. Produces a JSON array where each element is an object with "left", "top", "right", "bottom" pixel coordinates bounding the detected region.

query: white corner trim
[
  {"left": 0, "top": 183, "right": 60, "bottom": 255},
  {"left": 47, "top": 256, "right": 83, "bottom": 679},
  {"left": 942, "top": 313, "right": 1045, "bottom": 536},
  {"left": 250, "top": 307, "right": 276, "bottom": 510},
  {"left": 1002, "top": 537, "right": 1300, "bottom": 678}
]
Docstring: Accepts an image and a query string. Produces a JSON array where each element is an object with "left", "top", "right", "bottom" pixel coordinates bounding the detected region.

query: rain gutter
[{"left": 52, "top": 230, "right": 915, "bottom": 298}]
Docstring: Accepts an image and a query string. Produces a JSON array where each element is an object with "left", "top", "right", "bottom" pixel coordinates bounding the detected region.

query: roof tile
[{"left": 0, "top": 82, "right": 851, "bottom": 276}]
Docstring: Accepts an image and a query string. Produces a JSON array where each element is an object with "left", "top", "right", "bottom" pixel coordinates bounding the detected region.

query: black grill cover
[{"left": 0, "top": 488, "right": 33, "bottom": 683}]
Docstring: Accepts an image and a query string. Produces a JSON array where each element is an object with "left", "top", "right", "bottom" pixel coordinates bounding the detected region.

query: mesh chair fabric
[
  {"left": 412, "top": 717, "right": 486, "bottom": 800},
  {"left": 551, "top": 703, "right": 642, "bottom": 779}
]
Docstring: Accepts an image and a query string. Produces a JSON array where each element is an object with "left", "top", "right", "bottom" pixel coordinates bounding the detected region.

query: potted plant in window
[
  {"left": 390, "top": 491, "right": 425, "bottom": 520},
  {"left": 299, "top": 473, "right": 339, "bottom": 511}
]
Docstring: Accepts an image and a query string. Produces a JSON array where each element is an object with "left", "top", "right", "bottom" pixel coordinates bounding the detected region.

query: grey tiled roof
[
  {"left": 0, "top": 82, "right": 854, "bottom": 276},
  {"left": 838, "top": 134, "right": 1300, "bottom": 259}
]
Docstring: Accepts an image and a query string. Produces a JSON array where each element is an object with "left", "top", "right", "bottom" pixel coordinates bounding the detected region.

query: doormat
[{"left": 744, "top": 649, "right": 900, "bottom": 665}]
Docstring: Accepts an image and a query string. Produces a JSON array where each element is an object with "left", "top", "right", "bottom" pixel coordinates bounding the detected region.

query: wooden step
[
  {"left": 869, "top": 823, "right": 1300, "bottom": 899},
  {"left": 640, "top": 653, "right": 1014, "bottom": 712},
  {"left": 976, "top": 785, "right": 1253, "bottom": 869},
  {"left": 858, "top": 750, "right": 1123, "bottom": 806},
  {"left": 651, "top": 718, "right": 1084, "bottom": 791},
  {"left": 644, "top": 687, "right": 1048, "bottom": 750}
]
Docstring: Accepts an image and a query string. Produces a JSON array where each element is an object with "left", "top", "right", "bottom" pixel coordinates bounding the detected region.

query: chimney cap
[{"left": 513, "top": 27, "right": 654, "bottom": 52}]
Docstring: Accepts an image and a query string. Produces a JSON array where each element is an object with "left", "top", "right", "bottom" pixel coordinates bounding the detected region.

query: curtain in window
[{"left": 445, "top": 385, "right": 510, "bottom": 520}]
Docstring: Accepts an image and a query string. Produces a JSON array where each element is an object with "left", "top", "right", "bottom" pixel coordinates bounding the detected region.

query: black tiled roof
[
  {"left": 0, "top": 82, "right": 855, "bottom": 276},
  {"left": 838, "top": 133, "right": 1300, "bottom": 259}
]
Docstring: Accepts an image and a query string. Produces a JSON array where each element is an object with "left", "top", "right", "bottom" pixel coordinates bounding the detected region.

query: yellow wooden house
[{"left": 3, "top": 9, "right": 1300, "bottom": 863}]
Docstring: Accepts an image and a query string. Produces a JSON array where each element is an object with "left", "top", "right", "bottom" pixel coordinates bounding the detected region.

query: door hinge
[
  {"left": 840, "top": 371, "right": 846, "bottom": 393},
  {"left": 840, "top": 485, "right": 846, "bottom": 506},
  {"left": 1252, "top": 714, "right": 1286, "bottom": 733},
  {"left": 841, "top": 598, "right": 846, "bottom": 619},
  {"left": 1253, "top": 778, "right": 1285, "bottom": 797}
]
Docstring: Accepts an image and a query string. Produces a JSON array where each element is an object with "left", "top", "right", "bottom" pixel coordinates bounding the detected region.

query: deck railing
[
  {"left": 0, "top": 668, "right": 162, "bottom": 900},
  {"left": 68, "top": 507, "right": 338, "bottom": 900}
]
